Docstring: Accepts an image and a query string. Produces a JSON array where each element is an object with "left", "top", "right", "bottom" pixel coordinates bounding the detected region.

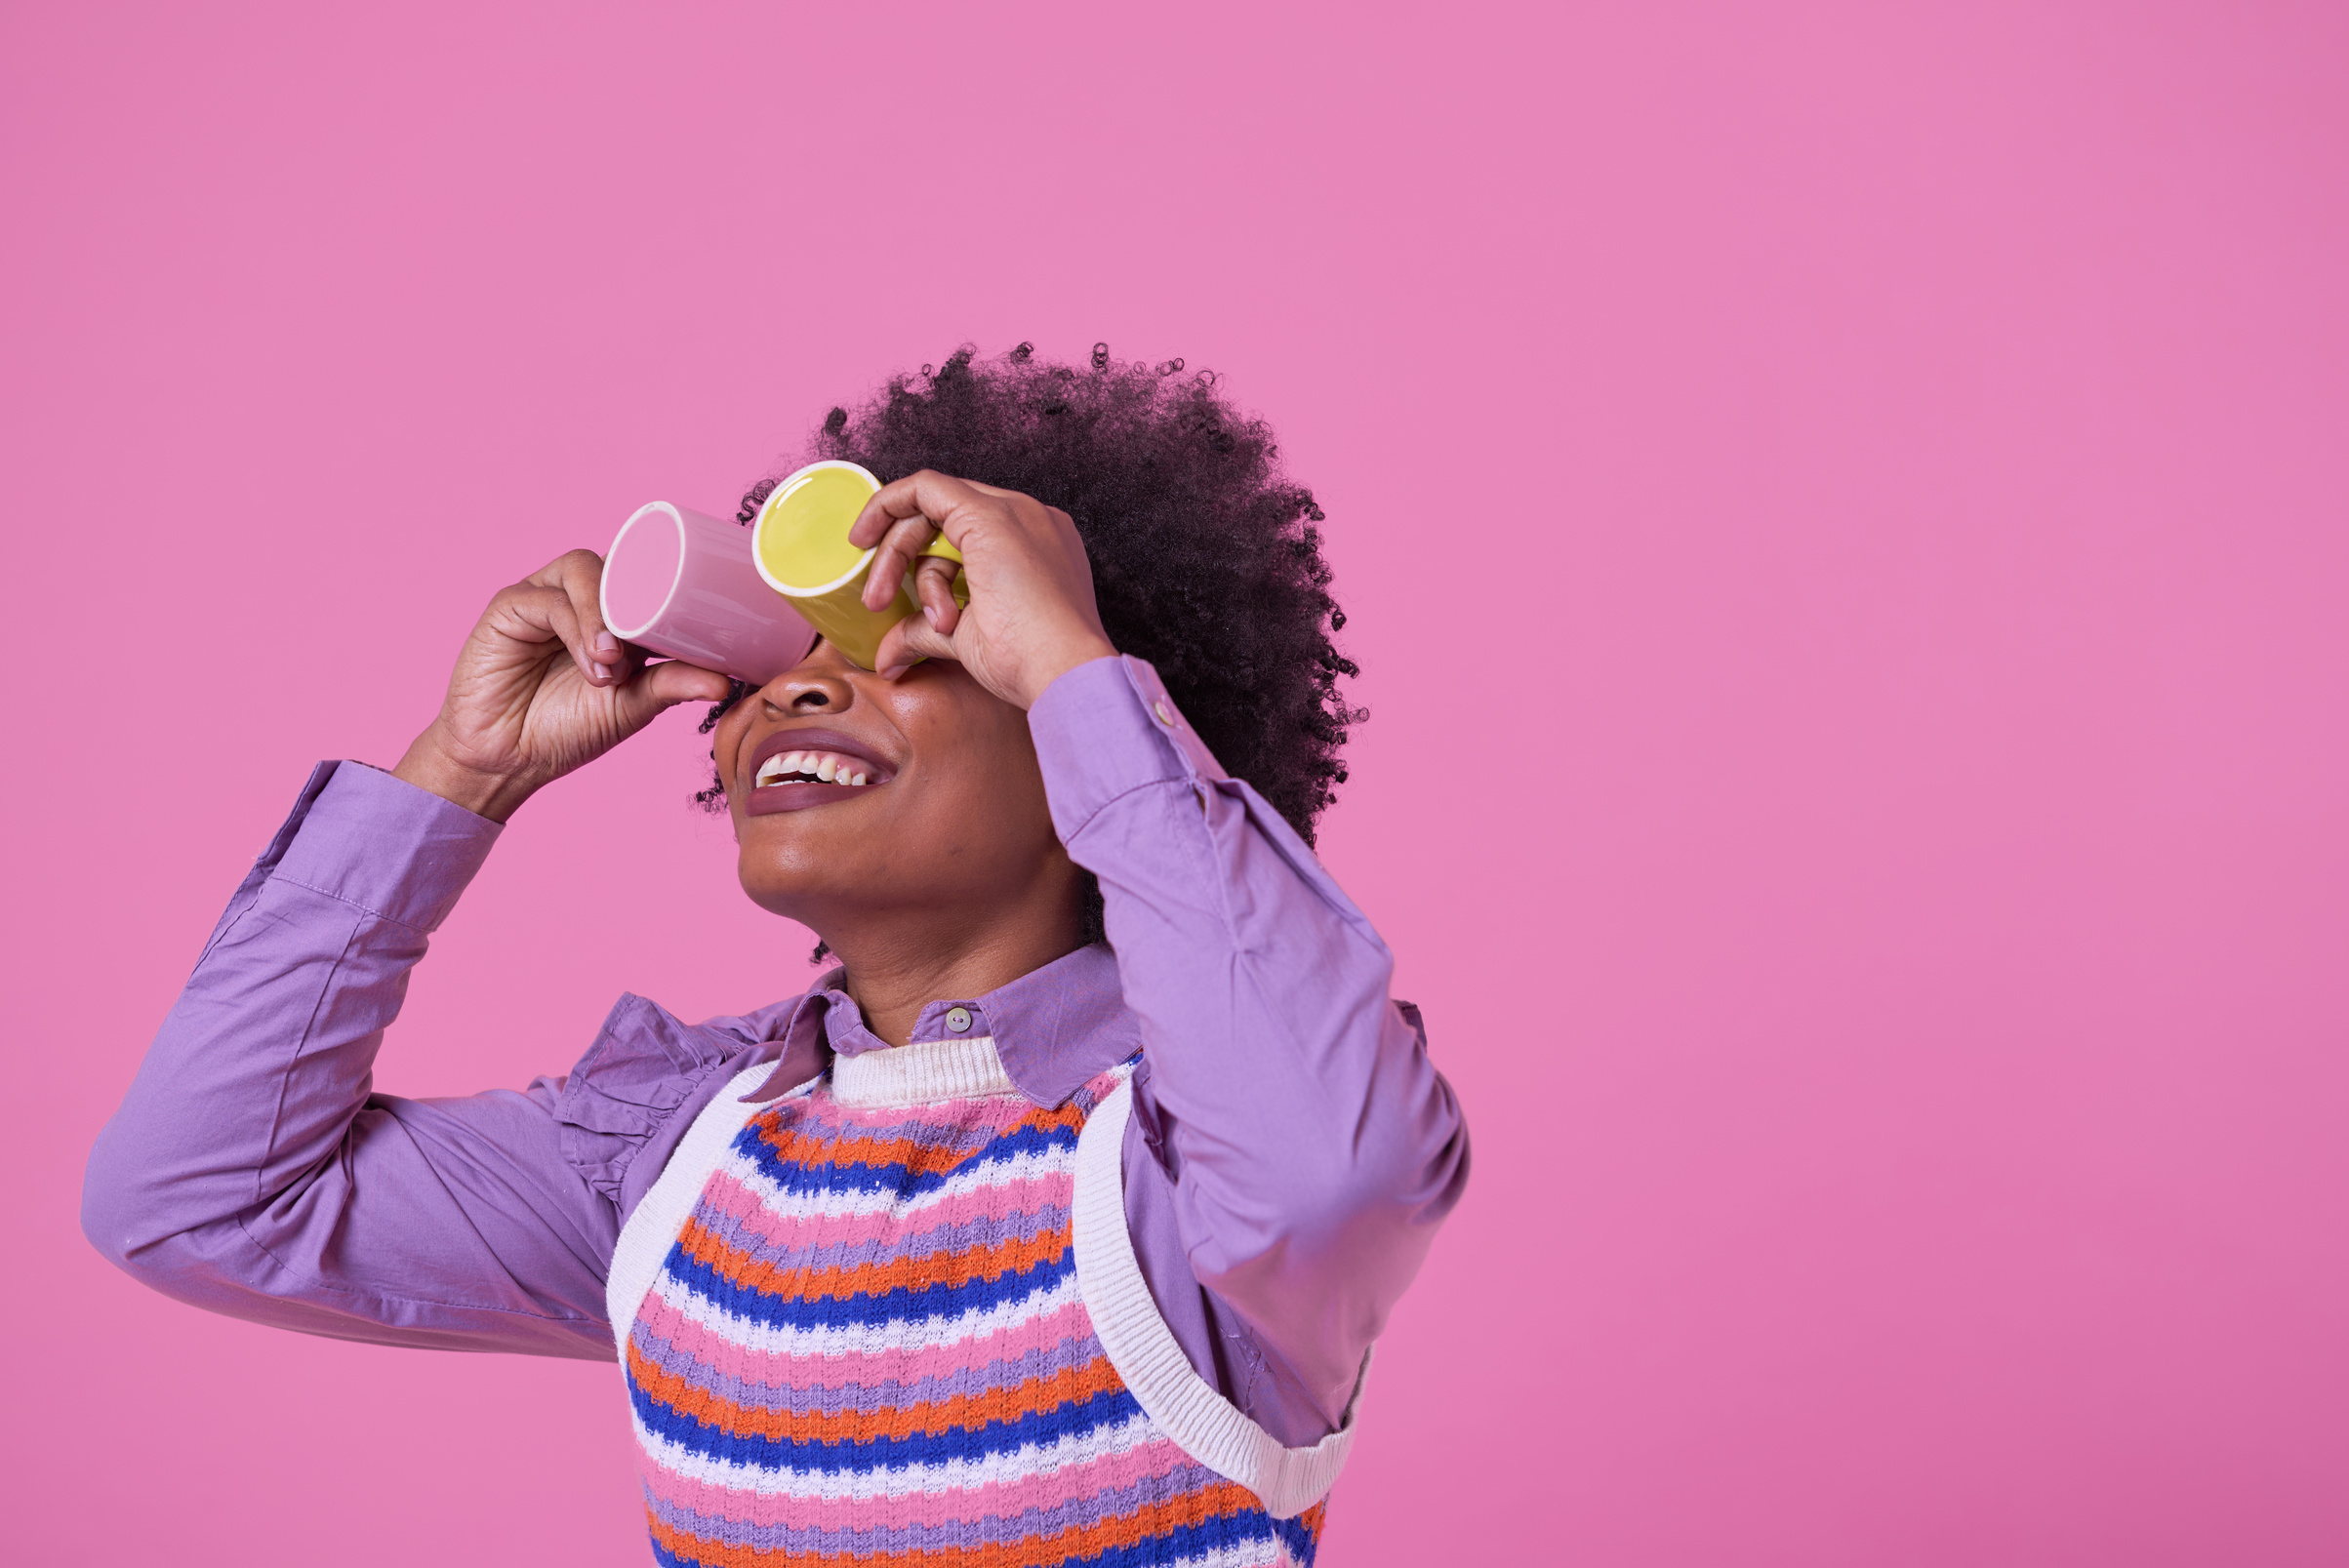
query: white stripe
[
  {"left": 607, "top": 1064, "right": 787, "bottom": 1353},
  {"left": 1071, "top": 1078, "right": 1369, "bottom": 1520},
  {"left": 830, "top": 1034, "right": 1020, "bottom": 1106},
  {"left": 640, "top": 1262, "right": 1085, "bottom": 1359},
  {"left": 629, "top": 1406, "right": 1164, "bottom": 1499},
  {"left": 1131, "top": 1544, "right": 1289, "bottom": 1568},
  {"left": 1162, "top": 1543, "right": 1291, "bottom": 1568}
]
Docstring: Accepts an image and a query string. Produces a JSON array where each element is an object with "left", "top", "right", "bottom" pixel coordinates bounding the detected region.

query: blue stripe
[
  {"left": 661, "top": 1236, "right": 1073, "bottom": 1329},
  {"left": 731, "top": 1117, "right": 1079, "bottom": 1198},
  {"left": 631, "top": 1375, "right": 1146, "bottom": 1472},
  {"left": 651, "top": 1504, "right": 1288, "bottom": 1567}
]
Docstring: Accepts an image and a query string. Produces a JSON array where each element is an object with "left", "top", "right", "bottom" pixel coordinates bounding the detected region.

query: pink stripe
[
  {"left": 694, "top": 1168, "right": 1073, "bottom": 1252},
  {"left": 633, "top": 1291, "right": 1097, "bottom": 1389},
  {"left": 759, "top": 1092, "right": 1045, "bottom": 1146},
  {"left": 641, "top": 1432, "right": 1201, "bottom": 1525}
]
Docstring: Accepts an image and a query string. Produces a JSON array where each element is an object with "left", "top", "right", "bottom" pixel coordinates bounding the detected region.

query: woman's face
[{"left": 710, "top": 640, "right": 1077, "bottom": 933}]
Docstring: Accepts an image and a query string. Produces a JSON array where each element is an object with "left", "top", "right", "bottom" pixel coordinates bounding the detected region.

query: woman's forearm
[
  {"left": 1031, "top": 655, "right": 1472, "bottom": 1429},
  {"left": 81, "top": 762, "right": 618, "bottom": 1355}
]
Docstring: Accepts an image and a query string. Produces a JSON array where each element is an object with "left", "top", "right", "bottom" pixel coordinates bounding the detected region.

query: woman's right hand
[{"left": 391, "top": 549, "right": 732, "bottom": 822}]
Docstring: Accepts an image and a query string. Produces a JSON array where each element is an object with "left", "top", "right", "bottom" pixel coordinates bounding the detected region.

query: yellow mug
[{"left": 749, "top": 461, "right": 967, "bottom": 670}]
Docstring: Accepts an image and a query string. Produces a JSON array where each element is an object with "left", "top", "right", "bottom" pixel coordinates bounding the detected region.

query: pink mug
[{"left": 598, "top": 502, "right": 818, "bottom": 686}]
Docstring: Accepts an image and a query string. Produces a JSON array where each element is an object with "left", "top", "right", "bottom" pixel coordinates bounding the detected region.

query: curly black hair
[{"left": 697, "top": 342, "right": 1363, "bottom": 954}]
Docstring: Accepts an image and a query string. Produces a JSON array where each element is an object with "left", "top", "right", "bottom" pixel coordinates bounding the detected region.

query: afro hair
[{"left": 698, "top": 341, "right": 1363, "bottom": 947}]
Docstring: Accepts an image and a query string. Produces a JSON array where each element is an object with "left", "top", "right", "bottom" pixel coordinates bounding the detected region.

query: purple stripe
[
  {"left": 687, "top": 1202, "right": 1073, "bottom": 1277},
  {"left": 643, "top": 1459, "right": 1241, "bottom": 1553},
  {"left": 630, "top": 1324, "right": 1110, "bottom": 1415}
]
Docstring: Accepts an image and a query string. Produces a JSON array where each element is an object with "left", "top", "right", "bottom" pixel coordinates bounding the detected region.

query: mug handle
[{"left": 912, "top": 534, "right": 970, "bottom": 607}]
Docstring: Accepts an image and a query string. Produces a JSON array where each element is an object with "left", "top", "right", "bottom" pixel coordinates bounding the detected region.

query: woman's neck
[{"left": 816, "top": 898, "right": 1084, "bottom": 1048}]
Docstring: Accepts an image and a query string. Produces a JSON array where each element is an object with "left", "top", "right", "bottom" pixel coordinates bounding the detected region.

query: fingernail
[
  {"left": 924, "top": 605, "right": 940, "bottom": 629},
  {"left": 878, "top": 663, "right": 911, "bottom": 681},
  {"left": 592, "top": 662, "right": 614, "bottom": 682},
  {"left": 594, "top": 632, "right": 620, "bottom": 658}
]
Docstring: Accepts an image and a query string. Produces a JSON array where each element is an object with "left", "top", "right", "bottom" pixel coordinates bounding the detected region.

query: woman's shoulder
[{"left": 553, "top": 990, "right": 807, "bottom": 1213}]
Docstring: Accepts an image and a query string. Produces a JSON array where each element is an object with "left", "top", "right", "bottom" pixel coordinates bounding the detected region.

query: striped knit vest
[{"left": 604, "top": 1034, "right": 1366, "bottom": 1567}]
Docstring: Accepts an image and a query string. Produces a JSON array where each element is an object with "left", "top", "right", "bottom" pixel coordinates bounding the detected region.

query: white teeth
[{"left": 755, "top": 748, "right": 879, "bottom": 788}]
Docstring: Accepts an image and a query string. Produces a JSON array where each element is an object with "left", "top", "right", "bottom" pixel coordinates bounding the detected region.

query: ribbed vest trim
[
  {"left": 605, "top": 1062, "right": 789, "bottom": 1352},
  {"left": 830, "top": 1034, "right": 1017, "bottom": 1106},
  {"left": 1070, "top": 1078, "right": 1371, "bottom": 1520}
]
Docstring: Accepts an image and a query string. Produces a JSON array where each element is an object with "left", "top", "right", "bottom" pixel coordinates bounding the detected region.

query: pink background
[{"left": 5, "top": 3, "right": 2346, "bottom": 1563}]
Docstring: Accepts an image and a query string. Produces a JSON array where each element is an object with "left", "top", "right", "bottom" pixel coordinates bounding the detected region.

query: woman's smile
[{"left": 742, "top": 724, "right": 899, "bottom": 815}]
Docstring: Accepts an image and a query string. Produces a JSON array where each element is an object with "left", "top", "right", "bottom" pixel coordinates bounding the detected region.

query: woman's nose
[{"left": 762, "top": 643, "right": 856, "bottom": 713}]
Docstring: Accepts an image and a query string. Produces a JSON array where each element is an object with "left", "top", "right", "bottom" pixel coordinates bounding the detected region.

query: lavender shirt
[{"left": 82, "top": 655, "right": 1469, "bottom": 1445}]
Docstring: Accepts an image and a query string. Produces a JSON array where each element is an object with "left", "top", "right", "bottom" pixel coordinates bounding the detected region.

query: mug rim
[
  {"left": 600, "top": 501, "right": 688, "bottom": 639},
  {"left": 751, "top": 459, "right": 882, "bottom": 599}
]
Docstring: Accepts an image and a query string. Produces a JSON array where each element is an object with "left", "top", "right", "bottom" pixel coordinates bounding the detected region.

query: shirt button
[
  {"left": 1154, "top": 699, "right": 1175, "bottom": 726},
  {"left": 945, "top": 1007, "right": 973, "bottom": 1034}
]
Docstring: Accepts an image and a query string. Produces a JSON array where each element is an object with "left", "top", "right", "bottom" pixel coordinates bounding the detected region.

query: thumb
[
  {"left": 872, "top": 610, "right": 959, "bottom": 680},
  {"left": 616, "top": 659, "right": 732, "bottom": 725}
]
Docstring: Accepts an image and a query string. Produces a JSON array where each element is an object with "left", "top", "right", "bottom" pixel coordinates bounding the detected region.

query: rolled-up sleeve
[
  {"left": 82, "top": 762, "right": 626, "bottom": 1356},
  {"left": 1030, "top": 656, "right": 1471, "bottom": 1433}
]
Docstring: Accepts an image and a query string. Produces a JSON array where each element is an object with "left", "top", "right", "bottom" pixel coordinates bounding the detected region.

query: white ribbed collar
[
  {"left": 829, "top": 1035, "right": 1019, "bottom": 1107},
  {"left": 744, "top": 945, "right": 1141, "bottom": 1111}
]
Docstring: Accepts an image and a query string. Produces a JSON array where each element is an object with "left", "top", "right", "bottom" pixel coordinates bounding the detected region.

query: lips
[{"left": 743, "top": 726, "right": 896, "bottom": 816}]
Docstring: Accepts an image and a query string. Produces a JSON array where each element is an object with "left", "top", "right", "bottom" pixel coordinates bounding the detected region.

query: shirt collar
[{"left": 746, "top": 942, "right": 1137, "bottom": 1108}]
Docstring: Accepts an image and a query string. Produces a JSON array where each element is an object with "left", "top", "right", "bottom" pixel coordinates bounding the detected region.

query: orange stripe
[
  {"left": 628, "top": 1340, "right": 1128, "bottom": 1443},
  {"left": 749, "top": 1105, "right": 1087, "bottom": 1180},
  {"left": 648, "top": 1479, "right": 1275, "bottom": 1566},
  {"left": 676, "top": 1215, "right": 1072, "bottom": 1302}
]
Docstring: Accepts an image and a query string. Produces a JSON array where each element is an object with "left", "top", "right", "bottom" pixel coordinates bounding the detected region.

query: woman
[{"left": 85, "top": 344, "right": 1470, "bottom": 1566}]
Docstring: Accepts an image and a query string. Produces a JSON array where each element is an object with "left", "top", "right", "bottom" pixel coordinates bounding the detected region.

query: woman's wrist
[
  {"left": 1015, "top": 631, "right": 1120, "bottom": 708},
  {"left": 391, "top": 728, "right": 540, "bottom": 824}
]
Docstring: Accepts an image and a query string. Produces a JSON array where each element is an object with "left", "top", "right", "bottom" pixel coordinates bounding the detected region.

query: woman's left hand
[{"left": 848, "top": 470, "right": 1117, "bottom": 708}]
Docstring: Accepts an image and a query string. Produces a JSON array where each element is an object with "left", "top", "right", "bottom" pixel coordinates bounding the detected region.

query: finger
[
  {"left": 534, "top": 549, "right": 621, "bottom": 685},
  {"left": 861, "top": 511, "right": 943, "bottom": 612},
  {"left": 485, "top": 583, "right": 600, "bottom": 681},
  {"left": 911, "top": 554, "right": 963, "bottom": 636},
  {"left": 851, "top": 470, "right": 985, "bottom": 551},
  {"left": 871, "top": 609, "right": 958, "bottom": 681}
]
